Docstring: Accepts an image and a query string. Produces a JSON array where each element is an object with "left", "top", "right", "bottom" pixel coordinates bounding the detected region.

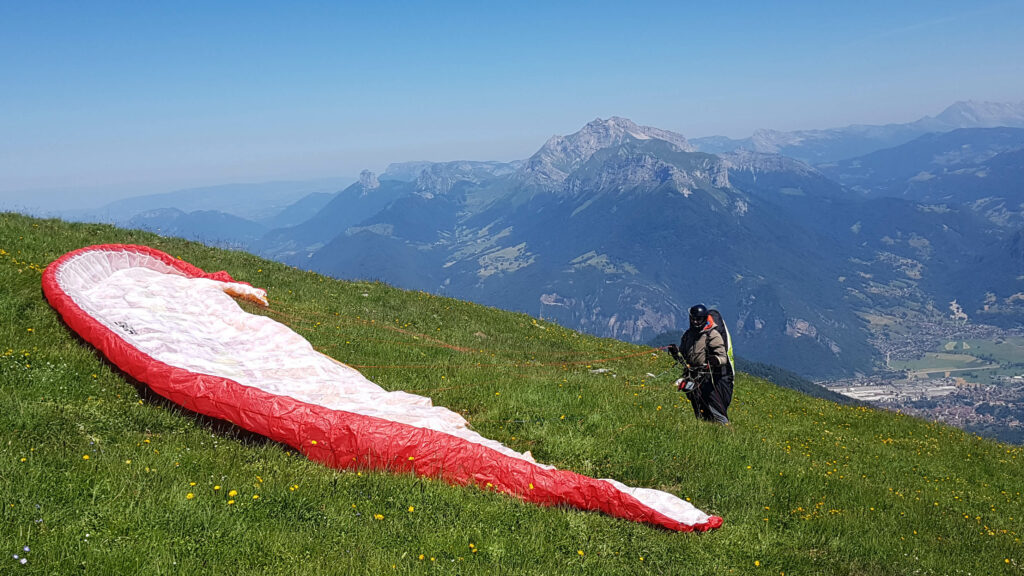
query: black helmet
[{"left": 689, "top": 304, "right": 708, "bottom": 330}]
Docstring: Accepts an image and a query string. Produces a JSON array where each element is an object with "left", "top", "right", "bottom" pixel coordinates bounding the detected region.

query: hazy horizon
[{"left": 3, "top": 1, "right": 1023, "bottom": 204}]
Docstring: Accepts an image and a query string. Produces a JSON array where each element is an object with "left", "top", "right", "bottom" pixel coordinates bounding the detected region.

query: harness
[{"left": 680, "top": 318, "right": 725, "bottom": 392}]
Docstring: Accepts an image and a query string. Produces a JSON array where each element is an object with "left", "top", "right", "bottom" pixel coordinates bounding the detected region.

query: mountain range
[
  {"left": 58, "top": 101, "right": 1024, "bottom": 378},
  {"left": 66, "top": 177, "right": 354, "bottom": 227},
  {"left": 692, "top": 100, "right": 1024, "bottom": 164},
  {"left": 261, "top": 114, "right": 1020, "bottom": 377}
]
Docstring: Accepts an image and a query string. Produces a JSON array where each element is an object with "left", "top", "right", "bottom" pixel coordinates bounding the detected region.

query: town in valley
[{"left": 823, "top": 316, "right": 1024, "bottom": 444}]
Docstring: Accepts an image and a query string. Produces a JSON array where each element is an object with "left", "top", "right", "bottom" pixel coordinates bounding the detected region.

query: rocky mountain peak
[
  {"left": 565, "top": 149, "right": 731, "bottom": 197},
  {"left": 933, "top": 100, "right": 1024, "bottom": 129},
  {"left": 581, "top": 116, "right": 694, "bottom": 152},
  {"left": 380, "top": 161, "right": 435, "bottom": 182},
  {"left": 414, "top": 161, "right": 519, "bottom": 198},
  {"left": 521, "top": 117, "right": 693, "bottom": 187},
  {"left": 749, "top": 129, "right": 806, "bottom": 153},
  {"left": 416, "top": 163, "right": 472, "bottom": 198},
  {"left": 359, "top": 169, "right": 380, "bottom": 190},
  {"left": 721, "top": 149, "right": 816, "bottom": 175}
]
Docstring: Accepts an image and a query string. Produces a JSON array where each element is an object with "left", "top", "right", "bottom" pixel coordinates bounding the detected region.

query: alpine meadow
[{"left": 1, "top": 212, "right": 1021, "bottom": 575}]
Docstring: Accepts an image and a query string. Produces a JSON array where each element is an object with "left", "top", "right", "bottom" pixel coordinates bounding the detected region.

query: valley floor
[{"left": 824, "top": 321, "right": 1024, "bottom": 444}]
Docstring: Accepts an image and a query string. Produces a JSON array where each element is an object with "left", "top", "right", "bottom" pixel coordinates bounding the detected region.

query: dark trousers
[{"left": 686, "top": 370, "right": 733, "bottom": 424}]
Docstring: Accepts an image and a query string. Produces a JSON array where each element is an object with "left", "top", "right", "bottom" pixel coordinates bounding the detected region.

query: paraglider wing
[{"left": 42, "top": 244, "right": 722, "bottom": 532}]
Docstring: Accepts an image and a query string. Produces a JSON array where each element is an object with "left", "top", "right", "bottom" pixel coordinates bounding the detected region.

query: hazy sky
[{"left": 2, "top": 1, "right": 1023, "bottom": 201}]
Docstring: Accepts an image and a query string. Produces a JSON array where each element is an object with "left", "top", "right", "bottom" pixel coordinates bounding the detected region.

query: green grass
[
  {"left": 1, "top": 212, "right": 1022, "bottom": 575},
  {"left": 893, "top": 352, "right": 992, "bottom": 374},
  {"left": 959, "top": 337, "right": 1024, "bottom": 361}
]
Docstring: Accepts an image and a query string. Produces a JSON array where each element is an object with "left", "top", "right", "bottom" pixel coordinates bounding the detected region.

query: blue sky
[{"left": 2, "top": 1, "right": 1023, "bottom": 200}]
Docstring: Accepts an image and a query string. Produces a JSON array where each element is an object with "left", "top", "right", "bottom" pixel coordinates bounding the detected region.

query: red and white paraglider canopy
[{"left": 42, "top": 244, "right": 722, "bottom": 532}]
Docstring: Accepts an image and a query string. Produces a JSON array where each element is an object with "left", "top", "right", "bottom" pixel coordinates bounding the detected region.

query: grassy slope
[{"left": 0, "top": 212, "right": 1021, "bottom": 575}]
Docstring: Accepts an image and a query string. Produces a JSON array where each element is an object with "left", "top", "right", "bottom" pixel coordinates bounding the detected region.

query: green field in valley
[{"left": 892, "top": 338, "right": 1024, "bottom": 385}]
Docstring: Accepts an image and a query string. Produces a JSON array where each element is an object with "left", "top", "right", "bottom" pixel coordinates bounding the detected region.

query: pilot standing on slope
[{"left": 667, "top": 304, "right": 734, "bottom": 424}]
